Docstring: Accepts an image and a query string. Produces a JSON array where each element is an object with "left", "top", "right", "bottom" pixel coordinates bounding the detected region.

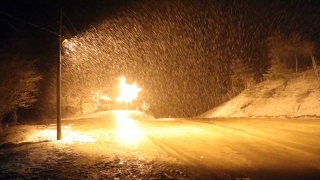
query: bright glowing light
[
  {"left": 116, "top": 77, "right": 141, "bottom": 104},
  {"left": 62, "top": 39, "right": 68, "bottom": 46},
  {"left": 62, "top": 39, "right": 77, "bottom": 54},
  {"left": 114, "top": 110, "right": 144, "bottom": 146}
]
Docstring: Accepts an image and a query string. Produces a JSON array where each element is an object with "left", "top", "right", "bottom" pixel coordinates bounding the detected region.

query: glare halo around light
[{"left": 116, "top": 77, "right": 142, "bottom": 104}]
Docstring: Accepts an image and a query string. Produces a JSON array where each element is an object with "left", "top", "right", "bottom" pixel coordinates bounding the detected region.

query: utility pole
[{"left": 57, "top": 8, "right": 62, "bottom": 140}]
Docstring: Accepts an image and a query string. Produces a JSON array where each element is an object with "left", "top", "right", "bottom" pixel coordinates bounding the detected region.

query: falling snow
[{"left": 60, "top": 0, "right": 320, "bottom": 118}]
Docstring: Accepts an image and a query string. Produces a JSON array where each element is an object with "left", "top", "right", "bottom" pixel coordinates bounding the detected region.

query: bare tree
[
  {"left": 0, "top": 56, "right": 41, "bottom": 124},
  {"left": 267, "top": 32, "right": 318, "bottom": 87},
  {"left": 267, "top": 32, "right": 315, "bottom": 73}
]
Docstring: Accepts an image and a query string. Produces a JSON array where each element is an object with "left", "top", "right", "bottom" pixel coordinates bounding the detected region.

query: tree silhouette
[
  {"left": 0, "top": 56, "right": 41, "bottom": 124},
  {"left": 267, "top": 32, "right": 315, "bottom": 73}
]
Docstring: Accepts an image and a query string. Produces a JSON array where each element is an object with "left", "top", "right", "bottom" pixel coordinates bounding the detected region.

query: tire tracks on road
[
  {"left": 177, "top": 119, "right": 320, "bottom": 170},
  {"left": 147, "top": 134, "right": 234, "bottom": 180}
]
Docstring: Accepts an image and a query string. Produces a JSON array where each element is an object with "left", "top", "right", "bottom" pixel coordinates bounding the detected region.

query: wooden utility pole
[{"left": 57, "top": 8, "right": 62, "bottom": 140}]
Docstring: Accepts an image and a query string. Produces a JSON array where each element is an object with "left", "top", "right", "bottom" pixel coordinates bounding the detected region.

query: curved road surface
[
  {"left": 140, "top": 118, "right": 320, "bottom": 180},
  {"left": 63, "top": 111, "right": 320, "bottom": 180}
]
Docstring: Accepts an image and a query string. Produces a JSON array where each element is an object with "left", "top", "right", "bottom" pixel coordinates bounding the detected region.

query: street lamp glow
[{"left": 116, "top": 77, "right": 141, "bottom": 105}]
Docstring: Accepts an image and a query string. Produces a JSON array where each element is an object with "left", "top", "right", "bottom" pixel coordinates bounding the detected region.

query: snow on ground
[
  {"left": 0, "top": 111, "right": 191, "bottom": 179},
  {"left": 2, "top": 70, "right": 320, "bottom": 179},
  {"left": 0, "top": 110, "right": 159, "bottom": 146},
  {"left": 1, "top": 110, "right": 320, "bottom": 179},
  {"left": 199, "top": 70, "right": 320, "bottom": 118}
]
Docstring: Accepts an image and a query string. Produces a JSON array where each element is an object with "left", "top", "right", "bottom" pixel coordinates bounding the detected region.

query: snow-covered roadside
[
  {"left": 0, "top": 111, "right": 191, "bottom": 179},
  {"left": 0, "top": 141, "right": 183, "bottom": 179},
  {"left": 199, "top": 70, "right": 320, "bottom": 119}
]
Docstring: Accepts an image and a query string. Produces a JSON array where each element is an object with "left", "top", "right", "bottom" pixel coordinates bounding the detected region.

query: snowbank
[{"left": 199, "top": 70, "right": 320, "bottom": 118}]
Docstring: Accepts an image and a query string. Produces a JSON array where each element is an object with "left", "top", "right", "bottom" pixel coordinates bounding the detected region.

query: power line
[
  {"left": 0, "top": 10, "right": 59, "bottom": 36},
  {"left": 63, "top": 13, "right": 80, "bottom": 36},
  {"left": 62, "top": 26, "right": 73, "bottom": 38}
]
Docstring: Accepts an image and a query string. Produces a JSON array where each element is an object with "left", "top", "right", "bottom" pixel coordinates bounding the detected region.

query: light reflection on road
[
  {"left": 114, "top": 110, "right": 145, "bottom": 146},
  {"left": 25, "top": 125, "right": 95, "bottom": 144}
]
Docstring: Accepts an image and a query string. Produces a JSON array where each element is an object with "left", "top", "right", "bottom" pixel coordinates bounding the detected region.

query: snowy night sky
[{"left": 1, "top": 0, "right": 320, "bottom": 118}]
